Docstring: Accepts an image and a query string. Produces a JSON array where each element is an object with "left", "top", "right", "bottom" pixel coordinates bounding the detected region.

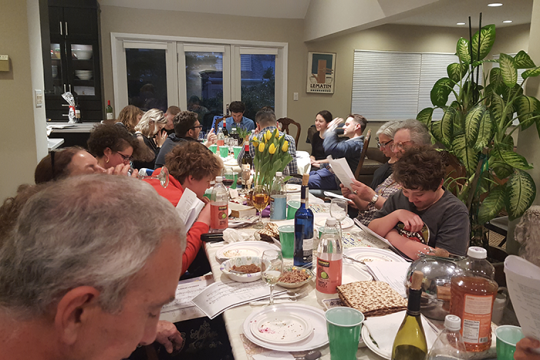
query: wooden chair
[
  {"left": 354, "top": 129, "right": 371, "bottom": 181},
  {"left": 277, "top": 117, "right": 301, "bottom": 145}
]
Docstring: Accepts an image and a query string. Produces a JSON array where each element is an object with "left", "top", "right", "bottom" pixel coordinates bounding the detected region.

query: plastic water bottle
[
  {"left": 270, "top": 172, "right": 287, "bottom": 220},
  {"left": 204, "top": 181, "right": 215, "bottom": 200},
  {"left": 316, "top": 218, "right": 343, "bottom": 304},
  {"left": 427, "top": 315, "right": 469, "bottom": 360},
  {"left": 217, "top": 127, "right": 225, "bottom": 148},
  {"left": 210, "top": 176, "right": 228, "bottom": 230}
]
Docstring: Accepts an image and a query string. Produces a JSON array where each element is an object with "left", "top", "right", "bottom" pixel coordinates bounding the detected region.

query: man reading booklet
[{"left": 368, "top": 146, "right": 469, "bottom": 260}]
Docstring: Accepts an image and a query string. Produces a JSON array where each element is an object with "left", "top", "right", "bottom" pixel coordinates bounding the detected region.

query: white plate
[
  {"left": 250, "top": 311, "right": 313, "bottom": 344},
  {"left": 220, "top": 256, "right": 262, "bottom": 282},
  {"left": 285, "top": 184, "right": 301, "bottom": 193},
  {"left": 344, "top": 247, "right": 407, "bottom": 265},
  {"left": 342, "top": 262, "right": 372, "bottom": 283},
  {"left": 224, "top": 159, "right": 239, "bottom": 167},
  {"left": 243, "top": 304, "right": 328, "bottom": 351},
  {"left": 315, "top": 217, "right": 354, "bottom": 229},
  {"left": 362, "top": 325, "right": 390, "bottom": 359},
  {"left": 216, "top": 241, "right": 280, "bottom": 261}
]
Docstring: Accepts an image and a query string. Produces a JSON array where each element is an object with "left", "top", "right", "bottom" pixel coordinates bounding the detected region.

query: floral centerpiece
[{"left": 252, "top": 128, "right": 293, "bottom": 191}]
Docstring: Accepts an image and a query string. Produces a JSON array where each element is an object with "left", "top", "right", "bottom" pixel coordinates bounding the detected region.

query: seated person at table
[
  {"left": 368, "top": 146, "right": 469, "bottom": 259},
  {"left": 147, "top": 141, "right": 223, "bottom": 276},
  {"left": 155, "top": 110, "right": 217, "bottom": 169},
  {"left": 310, "top": 110, "right": 333, "bottom": 169},
  {"left": 0, "top": 175, "right": 185, "bottom": 360},
  {"left": 237, "top": 108, "right": 298, "bottom": 175},
  {"left": 132, "top": 108, "right": 168, "bottom": 170},
  {"left": 217, "top": 100, "right": 256, "bottom": 133},
  {"left": 308, "top": 114, "right": 367, "bottom": 190},
  {"left": 87, "top": 123, "right": 141, "bottom": 171},
  {"left": 164, "top": 105, "right": 181, "bottom": 133},
  {"left": 342, "top": 119, "right": 432, "bottom": 225}
]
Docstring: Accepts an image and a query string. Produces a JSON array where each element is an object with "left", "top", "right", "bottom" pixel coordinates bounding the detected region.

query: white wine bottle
[{"left": 391, "top": 270, "right": 427, "bottom": 360}]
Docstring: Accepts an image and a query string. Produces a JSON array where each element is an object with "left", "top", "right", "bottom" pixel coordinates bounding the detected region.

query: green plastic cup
[
  {"left": 209, "top": 144, "right": 217, "bottom": 154},
  {"left": 326, "top": 307, "right": 364, "bottom": 360},
  {"left": 496, "top": 325, "right": 524, "bottom": 360},
  {"left": 233, "top": 146, "right": 242, "bottom": 159},
  {"left": 278, "top": 225, "right": 295, "bottom": 258},
  {"left": 224, "top": 173, "right": 238, "bottom": 190},
  {"left": 219, "top": 146, "right": 229, "bottom": 158},
  {"left": 287, "top": 200, "right": 301, "bottom": 220}
]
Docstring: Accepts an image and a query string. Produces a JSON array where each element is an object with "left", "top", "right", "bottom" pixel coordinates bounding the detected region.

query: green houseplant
[{"left": 417, "top": 24, "right": 540, "bottom": 246}]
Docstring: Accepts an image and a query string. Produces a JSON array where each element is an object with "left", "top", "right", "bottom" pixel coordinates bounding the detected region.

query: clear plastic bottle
[
  {"left": 270, "top": 172, "right": 287, "bottom": 220},
  {"left": 217, "top": 127, "right": 225, "bottom": 148},
  {"left": 427, "top": 315, "right": 469, "bottom": 360},
  {"left": 204, "top": 181, "right": 215, "bottom": 200},
  {"left": 210, "top": 176, "right": 228, "bottom": 230},
  {"left": 450, "top": 246, "right": 498, "bottom": 352},
  {"left": 316, "top": 218, "right": 343, "bottom": 303}
]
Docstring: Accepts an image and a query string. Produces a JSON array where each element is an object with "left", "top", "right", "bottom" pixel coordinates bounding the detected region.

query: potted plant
[{"left": 417, "top": 24, "right": 540, "bottom": 247}]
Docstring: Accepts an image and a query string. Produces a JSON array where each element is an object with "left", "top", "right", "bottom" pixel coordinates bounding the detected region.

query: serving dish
[{"left": 220, "top": 256, "right": 262, "bottom": 282}]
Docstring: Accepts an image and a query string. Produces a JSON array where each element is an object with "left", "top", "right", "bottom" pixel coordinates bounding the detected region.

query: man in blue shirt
[{"left": 217, "top": 101, "right": 256, "bottom": 133}]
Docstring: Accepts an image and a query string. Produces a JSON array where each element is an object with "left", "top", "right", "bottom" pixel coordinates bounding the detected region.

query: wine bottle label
[
  {"left": 316, "top": 258, "right": 342, "bottom": 294},
  {"left": 107, "top": 113, "right": 114, "bottom": 120},
  {"left": 210, "top": 204, "right": 228, "bottom": 229},
  {"left": 462, "top": 294, "right": 494, "bottom": 344},
  {"left": 303, "top": 237, "right": 313, "bottom": 251}
]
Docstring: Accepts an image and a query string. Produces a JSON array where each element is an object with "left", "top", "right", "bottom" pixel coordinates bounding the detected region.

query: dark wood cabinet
[{"left": 42, "top": 0, "right": 104, "bottom": 122}]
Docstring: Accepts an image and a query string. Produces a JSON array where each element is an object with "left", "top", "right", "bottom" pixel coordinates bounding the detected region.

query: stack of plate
[{"left": 243, "top": 304, "right": 328, "bottom": 351}]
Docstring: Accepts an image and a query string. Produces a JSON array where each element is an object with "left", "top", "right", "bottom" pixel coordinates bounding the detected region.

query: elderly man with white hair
[{"left": 0, "top": 175, "right": 186, "bottom": 360}]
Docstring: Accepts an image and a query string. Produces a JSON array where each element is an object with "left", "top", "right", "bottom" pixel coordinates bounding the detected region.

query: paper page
[
  {"left": 161, "top": 274, "right": 215, "bottom": 314},
  {"left": 504, "top": 255, "right": 540, "bottom": 340},
  {"left": 328, "top": 156, "right": 355, "bottom": 190},
  {"left": 365, "top": 262, "right": 411, "bottom": 297},
  {"left": 176, "top": 188, "right": 205, "bottom": 233},
  {"left": 192, "top": 280, "right": 286, "bottom": 319}
]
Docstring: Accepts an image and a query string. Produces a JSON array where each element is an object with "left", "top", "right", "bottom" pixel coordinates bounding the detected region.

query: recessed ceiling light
[
  {"left": 503, "top": 20, "right": 513, "bottom": 23},
  {"left": 488, "top": 3, "right": 503, "bottom": 7},
  {"left": 457, "top": 22, "right": 466, "bottom": 25}
]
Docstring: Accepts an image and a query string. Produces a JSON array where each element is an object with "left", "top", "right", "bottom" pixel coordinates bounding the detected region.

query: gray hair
[
  {"left": 395, "top": 119, "right": 432, "bottom": 146},
  {"left": 375, "top": 121, "right": 401, "bottom": 140},
  {"left": 0, "top": 175, "right": 185, "bottom": 318},
  {"left": 135, "top": 108, "right": 166, "bottom": 137}
]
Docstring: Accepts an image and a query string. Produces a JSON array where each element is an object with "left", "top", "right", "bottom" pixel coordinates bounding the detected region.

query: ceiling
[{"left": 100, "top": 0, "right": 532, "bottom": 28}]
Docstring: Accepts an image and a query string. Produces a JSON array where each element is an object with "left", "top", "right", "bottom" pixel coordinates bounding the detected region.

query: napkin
[
  {"left": 222, "top": 228, "right": 250, "bottom": 243},
  {"left": 363, "top": 310, "right": 439, "bottom": 358}
]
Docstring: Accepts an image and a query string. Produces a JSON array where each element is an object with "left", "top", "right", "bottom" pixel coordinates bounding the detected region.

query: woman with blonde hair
[
  {"left": 116, "top": 105, "right": 143, "bottom": 133},
  {"left": 133, "top": 108, "right": 168, "bottom": 169}
]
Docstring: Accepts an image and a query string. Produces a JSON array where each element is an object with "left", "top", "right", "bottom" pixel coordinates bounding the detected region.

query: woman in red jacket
[{"left": 147, "top": 141, "right": 223, "bottom": 275}]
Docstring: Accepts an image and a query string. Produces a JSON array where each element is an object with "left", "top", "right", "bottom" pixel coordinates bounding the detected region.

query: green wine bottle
[{"left": 391, "top": 270, "right": 427, "bottom": 360}]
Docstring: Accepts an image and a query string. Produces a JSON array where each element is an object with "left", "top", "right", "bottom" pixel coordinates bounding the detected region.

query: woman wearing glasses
[
  {"left": 371, "top": 121, "right": 401, "bottom": 188},
  {"left": 132, "top": 108, "right": 168, "bottom": 170},
  {"left": 87, "top": 123, "right": 139, "bottom": 171}
]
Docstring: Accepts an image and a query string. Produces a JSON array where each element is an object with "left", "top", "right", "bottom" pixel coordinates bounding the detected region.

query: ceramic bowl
[
  {"left": 277, "top": 266, "right": 313, "bottom": 289},
  {"left": 220, "top": 256, "right": 262, "bottom": 282},
  {"left": 75, "top": 70, "right": 92, "bottom": 80}
]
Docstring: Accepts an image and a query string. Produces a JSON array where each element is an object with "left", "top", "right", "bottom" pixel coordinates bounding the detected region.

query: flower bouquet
[{"left": 252, "top": 129, "right": 293, "bottom": 191}]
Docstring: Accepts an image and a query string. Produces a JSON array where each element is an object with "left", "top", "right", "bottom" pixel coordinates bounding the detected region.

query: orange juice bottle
[{"left": 450, "top": 247, "right": 498, "bottom": 352}]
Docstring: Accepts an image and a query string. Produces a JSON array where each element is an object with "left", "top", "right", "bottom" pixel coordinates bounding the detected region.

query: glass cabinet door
[
  {"left": 71, "top": 43, "right": 95, "bottom": 96},
  {"left": 50, "top": 43, "right": 65, "bottom": 95}
]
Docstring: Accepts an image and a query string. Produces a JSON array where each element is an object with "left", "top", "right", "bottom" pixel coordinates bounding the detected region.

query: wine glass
[
  {"left": 330, "top": 198, "right": 348, "bottom": 237},
  {"left": 261, "top": 249, "right": 283, "bottom": 305},
  {"left": 138, "top": 166, "right": 170, "bottom": 188},
  {"left": 252, "top": 185, "right": 269, "bottom": 229}
]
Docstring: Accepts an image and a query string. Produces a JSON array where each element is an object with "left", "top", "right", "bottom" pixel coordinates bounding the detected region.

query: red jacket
[{"left": 145, "top": 170, "right": 209, "bottom": 275}]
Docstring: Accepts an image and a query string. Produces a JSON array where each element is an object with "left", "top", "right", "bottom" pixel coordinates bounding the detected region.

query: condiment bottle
[
  {"left": 210, "top": 176, "right": 228, "bottom": 230},
  {"left": 315, "top": 218, "right": 342, "bottom": 304},
  {"left": 427, "top": 314, "right": 469, "bottom": 360},
  {"left": 450, "top": 246, "right": 497, "bottom": 352}
]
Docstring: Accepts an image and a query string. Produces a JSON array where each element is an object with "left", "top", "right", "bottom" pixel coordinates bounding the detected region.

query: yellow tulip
[
  {"left": 279, "top": 135, "right": 284, "bottom": 141},
  {"left": 282, "top": 141, "right": 289, "bottom": 152},
  {"left": 252, "top": 140, "right": 259, "bottom": 148},
  {"left": 265, "top": 130, "right": 272, "bottom": 142},
  {"left": 269, "top": 143, "right": 276, "bottom": 154},
  {"left": 258, "top": 142, "right": 265, "bottom": 153},
  {"left": 275, "top": 131, "right": 280, "bottom": 138}
]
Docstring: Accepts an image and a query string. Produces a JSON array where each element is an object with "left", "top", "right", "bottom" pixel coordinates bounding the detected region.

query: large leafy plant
[{"left": 417, "top": 24, "right": 540, "bottom": 245}]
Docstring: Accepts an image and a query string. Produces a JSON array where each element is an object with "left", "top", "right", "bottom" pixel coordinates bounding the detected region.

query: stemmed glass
[
  {"left": 138, "top": 166, "right": 170, "bottom": 188},
  {"left": 330, "top": 198, "right": 348, "bottom": 237},
  {"left": 252, "top": 185, "right": 269, "bottom": 229},
  {"left": 261, "top": 250, "right": 283, "bottom": 305}
]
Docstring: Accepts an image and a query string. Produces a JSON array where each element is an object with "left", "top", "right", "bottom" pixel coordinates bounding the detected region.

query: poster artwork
[{"left": 307, "top": 52, "right": 336, "bottom": 94}]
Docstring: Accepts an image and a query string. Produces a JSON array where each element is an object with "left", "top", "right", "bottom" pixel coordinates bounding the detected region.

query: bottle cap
[
  {"left": 326, "top": 218, "right": 337, "bottom": 226},
  {"left": 276, "top": 172, "right": 282, "bottom": 177},
  {"left": 215, "top": 176, "right": 223, "bottom": 182},
  {"left": 444, "top": 315, "right": 461, "bottom": 331},
  {"left": 467, "top": 246, "right": 487, "bottom": 259},
  {"left": 210, "top": 181, "right": 215, "bottom": 185}
]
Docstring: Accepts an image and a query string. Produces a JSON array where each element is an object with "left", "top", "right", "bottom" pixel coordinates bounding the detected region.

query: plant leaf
[
  {"left": 492, "top": 162, "right": 514, "bottom": 179},
  {"left": 452, "top": 134, "right": 479, "bottom": 175},
  {"left": 431, "top": 121, "right": 444, "bottom": 145},
  {"left": 489, "top": 67, "right": 505, "bottom": 95},
  {"left": 515, "top": 95, "right": 540, "bottom": 130},
  {"left": 488, "top": 93, "right": 505, "bottom": 132},
  {"left": 456, "top": 37, "right": 471, "bottom": 64},
  {"left": 499, "top": 53, "right": 518, "bottom": 88},
  {"left": 447, "top": 63, "right": 468, "bottom": 83},
  {"left": 501, "top": 135, "right": 515, "bottom": 150},
  {"left": 506, "top": 169, "right": 536, "bottom": 220},
  {"left": 471, "top": 24, "right": 496, "bottom": 61},
  {"left": 514, "top": 50, "right": 536, "bottom": 69},
  {"left": 474, "top": 109, "right": 493, "bottom": 151},
  {"left": 478, "top": 186, "right": 507, "bottom": 224},
  {"left": 441, "top": 107, "right": 456, "bottom": 145},
  {"left": 417, "top": 107, "right": 433, "bottom": 127},
  {"left": 522, "top": 66, "right": 540, "bottom": 80},
  {"left": 465, "top": 104, "right": 486, "bottom": 147},
  {"left": 492, "top": 144, "right": 533, "bottom": 170},
  {"left": 431, "top": 78, "right": 455, "bottom": 107}
]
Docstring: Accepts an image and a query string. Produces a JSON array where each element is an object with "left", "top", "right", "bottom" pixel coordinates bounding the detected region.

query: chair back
[
  {"left": 277, "top": 117, "right": 302, "bottom": 145},
  {"left": 354, "top": 129, "right": 371, "bottom": 180}
]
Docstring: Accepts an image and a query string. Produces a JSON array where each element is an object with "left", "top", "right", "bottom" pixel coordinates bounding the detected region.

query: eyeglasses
[
  {"left": 191, "top": 125, "right": 203, "bottom": 130},
  {"left": 117, "top": 152, "right": 132, "bottom": 162},
  {"left": 391, "top": 141, "right": 413, "bottom": 151},
  {"left": 377, "top": 139, "right": 393, "bottom": 148}
]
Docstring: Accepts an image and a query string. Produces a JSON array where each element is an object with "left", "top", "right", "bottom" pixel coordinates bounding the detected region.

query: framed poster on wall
[{"left": 307, "top": 52, "right": 336, "bottom": 94}]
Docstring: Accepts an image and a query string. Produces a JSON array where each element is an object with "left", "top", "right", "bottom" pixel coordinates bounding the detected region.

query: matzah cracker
[{"left": 337, "top": 281, "right": 407, "bottom": 317}]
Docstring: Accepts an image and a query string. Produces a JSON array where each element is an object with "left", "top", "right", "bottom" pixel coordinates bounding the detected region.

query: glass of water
[
  {"left": 261, "top": 249, "right": 283, "bottom": 305},
  {"left": 330, "top": 198, "right": 348, "bottom": 237}
]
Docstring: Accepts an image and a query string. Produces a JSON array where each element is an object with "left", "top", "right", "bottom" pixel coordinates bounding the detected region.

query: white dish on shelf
[
  {"left": 243, "top": 304, "right": 328, "bottom": 351},
  {"left": 73, "top": 49, "right": 92, "bottom": 60},
  {"left": 249, "top": 311, "right": 313, "bottom": 344},
  {"left": 315, "top": 216, "right": 354, "bottom": 230},
  {"left": 216, "top": 241, "right": 279, "bottom": 262},
  {"left": 75, "top": 70, "right": 92, "bottom": 80}
]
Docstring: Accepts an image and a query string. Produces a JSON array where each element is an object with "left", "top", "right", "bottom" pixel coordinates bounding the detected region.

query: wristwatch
[{"left": 369, "top": 193, "right": 379, "bottom": 205}]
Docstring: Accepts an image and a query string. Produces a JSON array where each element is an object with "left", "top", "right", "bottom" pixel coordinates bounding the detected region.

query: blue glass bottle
[{"left": 294, "top": 175, "right": 314, "bottom": 267}]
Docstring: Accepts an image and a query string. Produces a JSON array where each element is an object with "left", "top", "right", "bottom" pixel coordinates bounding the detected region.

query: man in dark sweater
[{"left": 155, "top": 111, "right": 217, "bottom": 169}]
